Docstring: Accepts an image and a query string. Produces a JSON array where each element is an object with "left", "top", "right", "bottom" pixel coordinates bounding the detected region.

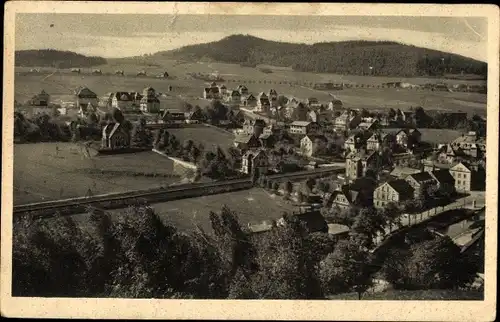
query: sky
[{"left": 15, "top": 14, "right": 488, "bottom": 62}]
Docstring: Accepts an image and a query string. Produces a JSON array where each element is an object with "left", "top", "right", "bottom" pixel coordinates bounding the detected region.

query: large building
[
  {"left": 140, "top": 87, "right": 160, "bottom": 113},
  {"left": 111, "top": 92, "right": 134, "bottom": 111},
  {"left": 241, "top": 149, "right": 268, "bottom": 176},
  {"left": 404, "top": 172, "right": 437, "bottom": 199},
  {"left": 289, "top": 121, "right": 320, "bottom": 135},
  {"left": 300, "top": 134, "right": 328, "bottom": 157},
  {"left": 345, "top": 150, "right": 378, "bottom": 180},
  {"left": 450, "top": 132, "right": 486, "bottom": 159},
  {"left": 101, "top": 122, "right": 130, "bottom": 150},
  {"left": 373, "top": 179, "right": 414, "bottom": 209}
]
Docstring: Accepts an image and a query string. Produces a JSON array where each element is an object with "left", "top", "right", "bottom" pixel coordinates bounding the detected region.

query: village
[{"left": 15, "top": 79, "right": 487, "bottom": 239}]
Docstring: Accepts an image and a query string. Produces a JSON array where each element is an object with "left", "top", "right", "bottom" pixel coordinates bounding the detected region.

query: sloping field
[
  {"left": 13, "top": 143, "right": 179, "bottom": 205},
  {"left": 418, "top": 128, "right": 463, "bottom": 145},
  {"left": 16, "top": 55, "right": 487, "bottom": 117},
  {"left": 67, "top": 187, "right": 297, "bottom": 233},
  {"left": 168, "top": 126, "right": 235, "bottom": 151}
]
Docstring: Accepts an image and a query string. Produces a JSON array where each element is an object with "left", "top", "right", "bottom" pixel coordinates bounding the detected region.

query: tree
[
  {"left": 382, "top": 234, "right": 477, "bottom": 290},
  {"left": 130, "top": 120, "right": 152, "bottom": 148},
  {"left": 388, "top": 108, "right": 396, "bottom": 120},
  {"left": 283, "top": 181, "right": 293, "bottom": 196},
  {"left": 272, "top": 181, "right": 279, "bottom": 191},
  {"left": 319, "top": 239, "right": 374, "bottom": 299}
]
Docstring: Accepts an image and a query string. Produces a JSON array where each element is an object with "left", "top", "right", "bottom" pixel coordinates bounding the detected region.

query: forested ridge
[
  {"left": 160, "top": 35, "right": 487, "bottom": 77},
  {"left": 15, "top": 49, "right": 107, "bottom": 68}
]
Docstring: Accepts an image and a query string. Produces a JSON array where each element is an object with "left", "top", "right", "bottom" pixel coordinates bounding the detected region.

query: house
[
  {"left": 241, "top": 93, "right": 257, "bottom": 107},
  {"left": 162, "top": 109, "right": 185, "bottom": 126},
  {"left": 243, "top": 119, "right": 266, "bottom": 136},
  {"left": 357, "top": 120, "right": 379, "bottom": 131},
  {"left": 129, "top": 92, "right": 144, "bottom": 107},
  {"left": 101, "top": 122, "right": 130, "bottom": 150},
  {"left": 75, "top": 87, "right": 98, "bottom": 108},
  {"left": 438, "top": 144, "right": 467, "bottom": 164},
  {"left": 344, "top": 132, "right": 372, "bottom": 153},
  {"left": 218, "top": 84, "right": 227, "bottom": 95},
  {"left": 268, "top": 89, "right": 278, "bottom": 106},
  {"left": 345, "top": 150, "right": 378, "bottom": 180},
  {"left": 28, "top": 90, "right": 50, "bottom": 106},
  {"left": 203, "top": 86, "right": 220, "bottom": 99},
  {"left": 380, "top": 128, "right": 420, "bottom": 149},
  {"left": 300, "top": 134, "right": 328, "bottom": 157},
  {"left": 111, "top": 92, "right": 134, "bottom": 111},
  {"left": 289, "top": 121, "right": 320, "bottom": 135},
  {"left": 308, "top": 110, "right": 320, "bottom": 123},
  {"left": 306, "top": 97, "right": 321, "bottom": 107},
  {"left": 404, "top": 172, "right": 437, "bottom": 198},
  {"left": 333, "top": 109, "right": 362, "bottom": 132},
  {"left": 140, "top": 87, "right": 160, "bottom": 113},
  {"left": 451, "top": 132, "right": 486, "bottom": 159},
  {"left": 256, "top": 92, "right": 271, "bottom": 112},
  {"left": 429, "top": 169, "right": 456, "bottom": 196},
  {"left": 366, "top": 132, "right": 395, "bottom": 152},
  {"left": 237, "top": 85, "right": 249, "bottom": 96},
  {"left": 328, "top": 99, "right": 343, "bottom": 110},
  {"left": 449, "top": 162, "right": 477, "bottom": 193},
  {"left": 389, "top": 166, "right": 422, "bottom": 179},
  {"left": 373, "top": 179, "right": 414, "bottom": 209},
  {"left": 185, "top": 108, "right": 204, "bottom": 123},
  {"left": 225, "top": 90, "right": 241, "bottom": 104},
  {"left": 241, "top": 149, "right": 268, "bottom": 175},
  {"left": 329, "top": 177, "right": 376, "bottom": 210},
  {"left": 234, "top": 134, "right": 262, "bottom": 151}
]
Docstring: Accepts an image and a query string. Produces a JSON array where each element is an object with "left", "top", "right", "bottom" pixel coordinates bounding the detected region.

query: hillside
[
  {"left": 15, "top": 49, "right": 107, "bottom": 68},
  {"left": 157, "top": 35, "right": 487, "bottom": 78}
]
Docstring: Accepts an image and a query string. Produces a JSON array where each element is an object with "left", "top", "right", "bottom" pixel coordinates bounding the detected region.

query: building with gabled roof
[
  {"left": 300, "top": 134, "right": 328, "bottom": 157},
  {"left": 234, "top": 134, "right": 262, "bottom": 151},
  {"left": 404, "top": 171, "right": 437, "bottom": 198},
  {"left": 390, "top": 166, "right": 422, "bottom": 179},
  {"left": 374, "top": 179, "right": 414, "bottom": 209},
  {"left": 345, "top": 149, "right": 378, "bottom": 180},
  {"left": 290, "top": 121, "right": 320, "bottom": 135},
  {"left": 241, "top": 149, "right": 268, "bottom": 175},
  {"left": 111, "top": 92, "right": 135, "bottom": 111},
  {"left": 101, "top": 122, "right": 130, "bottom": 150},
  {"left": 429, "top": 169, "right": 456, "bottom": 196}
]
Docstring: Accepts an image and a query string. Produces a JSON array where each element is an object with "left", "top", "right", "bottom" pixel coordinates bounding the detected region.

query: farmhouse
[
  {"left": 241, "top": 93, "right": 257, "bottom": 107},
  {"left": 140, "top": 87, "right": 160, "bottom": 113},
  {"left": 101, "top": 122, "right": 130, "bottom": 150},
  {"left": 404, "top": 172, "right": 437, "bottom": 198},
  {"left": 162, "top": 109, "right": 186, "bottom": 126},
  {"left": 345, "top": 150, "right": 378, "bottom": 181},
  {"left": 366, "top": 132, "right": 394, "bottom": 152},
  {"left": 373, "top": 179, "right": 414, "bottom": 209},
  {"left": 300, "top": 134, "right": 328, "bottom": 157},
  {"left": 243, "top": 119, "right": 266, "bottom": 137},
  {"left": 237, "top": 85, "right": 249, "bottom": 96},
  {"left": 328, "top": 99, "right": 343, "bottom": 110},
  {"left": 256, "top": 92, "right": 271, "bottom": 112},
  {"left": 333, "top": 110, "right": 362, "bottom": 132},
  {"left": 241, "top": 149, "right": 269, "bottom": 176},
  {"left": 234, "top": 134, "right": 262, "bottom": 151},
  {"left": 429, "top": 169, "right": 456, "bottom": 196},
  {"left": 110, "top": 92, "right": 135, "bottom": 111},
  {"left": 289, "top": 121, "right": 320, "bottom": 135},
  {"left": 74, "top": 87, "right": 98, "bottom": 109},
  {"left": 203, "top": 87, "right": 220, "bottom": 100},
  {"left": 225, "top": 90, "right": 241, "bottom": 104},
  {"left": 29, "top": 90, "right": 50, "bottom": 106},
  {"left": 451, "top": 132, "right": 486, "bottom": 159}
]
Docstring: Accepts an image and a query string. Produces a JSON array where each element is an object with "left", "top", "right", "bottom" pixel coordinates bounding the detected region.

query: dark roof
[
  {"left": 294, "top": 211, "right": 328, "bottom": 233},
  {"left": 407, "top": 171, "right": 435, "bottom": 183},
  {"left": 305, "top": 134, "right": 327, "bottom": 142},
  {"left": 387, "top": 179, "right": 414, "bottom": 195},
  {"left": 430, "top": 169, "right": 455, "bottom": 184},
  {"left": 253, "top": 119, "right": 267, "bottom": 127},
  {"left": 114, "top": 92, "right": 132, "bottom": 101},
  {"left": 349, "top": 177, "right": 377, "bottom": 192},
  {"left": 234, "top": 134, "right": 257, "bottom": 144}
]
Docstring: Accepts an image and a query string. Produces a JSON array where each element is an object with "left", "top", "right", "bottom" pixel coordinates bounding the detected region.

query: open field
[
  {"left": 15, "top": 58, "right": 487, "bottom": 115},
  {"left": 168, "top": 126, "right": 235, "bottom": 151},
  {"left": 418, "top": 128, "right": 463, "bottom": 145},
  {"left": 14, "top": 143, "right": 180, "bottom": 205},
  {"left": 65, "top": 187, "right": 297, "bottom": 233}
]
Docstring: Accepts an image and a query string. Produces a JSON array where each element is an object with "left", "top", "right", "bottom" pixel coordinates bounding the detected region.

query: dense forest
[
  {"left": 15, "top": 49, "right": 107, "bottom": 68},
  {"left": 160, "top": 35, "right": 487, "bottom": 77}
]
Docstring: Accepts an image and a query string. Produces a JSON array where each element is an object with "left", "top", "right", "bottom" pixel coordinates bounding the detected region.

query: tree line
[
  {"left": 13, "top": 204, "right": 480, "bottom": 299},
  {"left": 162, "top": 35, "right": 487, "bottom": 77},
  {"left": 15, "top": 49, "right": 107, "bottom": 68}
]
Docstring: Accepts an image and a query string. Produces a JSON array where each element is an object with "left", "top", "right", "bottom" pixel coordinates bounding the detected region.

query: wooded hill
[
  {"left": 159, "top": 34, "right": 487, "bottom": 77},
  {"left": 15, "top": 49, "right": 107, "bottom": 68}
]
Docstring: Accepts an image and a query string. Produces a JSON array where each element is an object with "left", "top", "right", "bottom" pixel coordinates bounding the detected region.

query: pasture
[
  {"left": 15, "top": 57, "right": 487, "bottom": 116},
  {"left": 14, "top": 143, "right": 180, "bottom": 205},
  {"left": 168, "top": 125, "right": 235, "bottom": 151},
  {"left": 418, "top": 128, "right": 463, "bottom": 145}
]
